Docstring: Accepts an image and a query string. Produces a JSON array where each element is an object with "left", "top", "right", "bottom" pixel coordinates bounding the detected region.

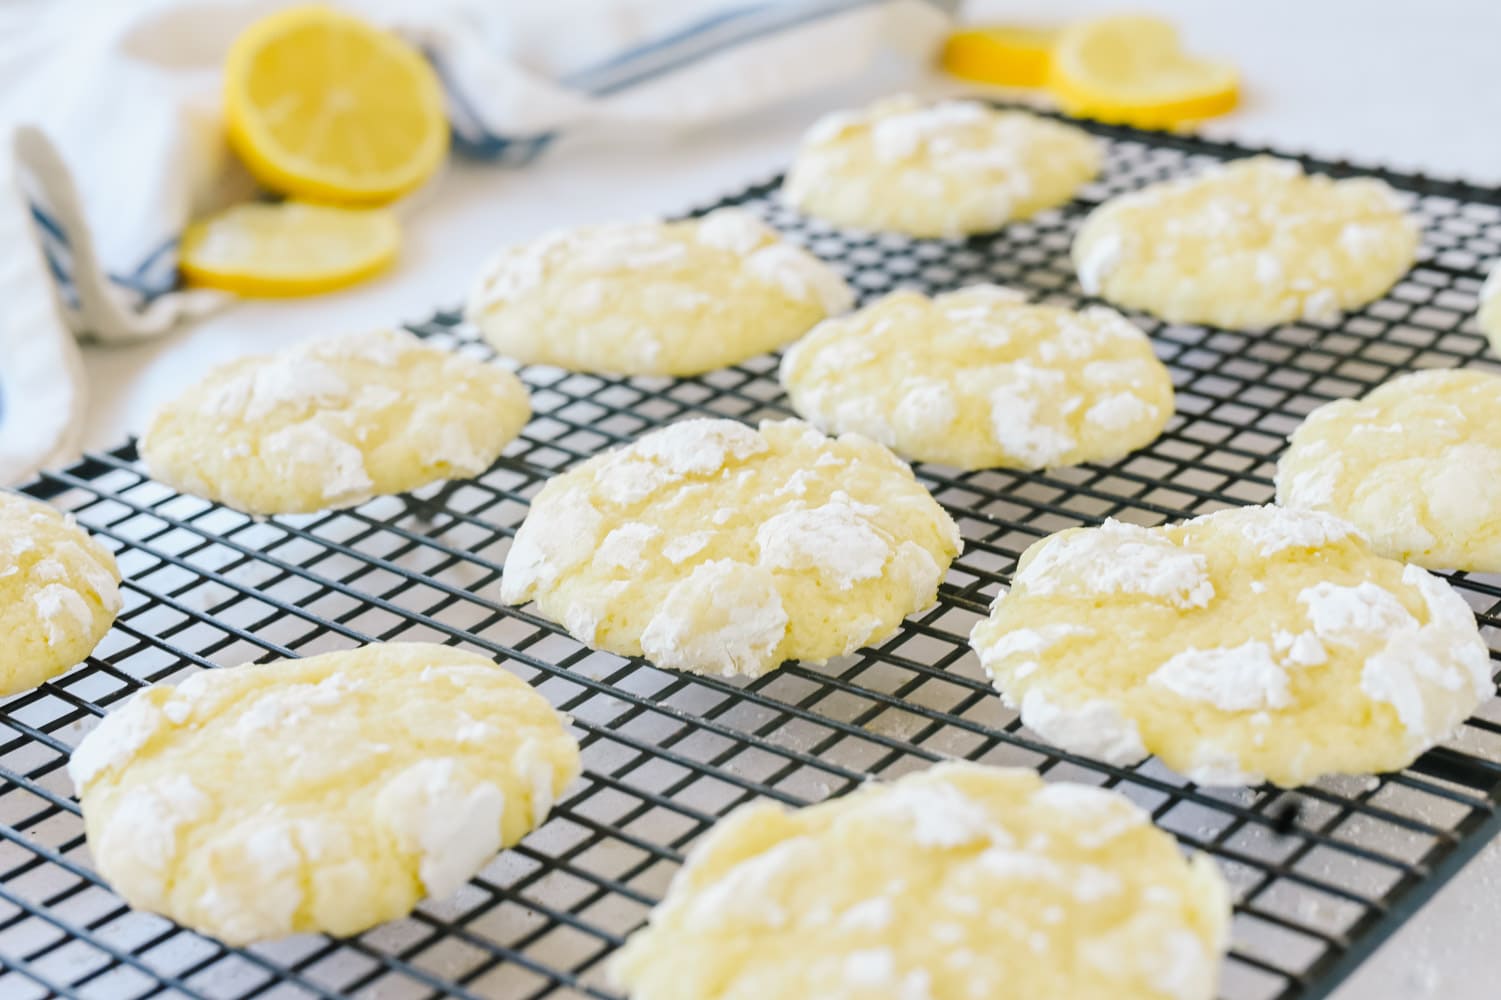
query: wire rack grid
[{"left": 3, "top": 113, "right": 1501, "bottom": 1000}]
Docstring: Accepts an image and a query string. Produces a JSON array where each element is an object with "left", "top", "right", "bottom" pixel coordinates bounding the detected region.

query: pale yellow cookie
[
  {"left": 500, "top": 418, "right": 961, "bottom": 678},
  {"left": 1276, "top": 369, "right": 1501, "bottom": 571},
  {"left": 970, "top": 506, "right": 1492, "bottom": 787},
  {"left": 612, "top": 761, "right": 1230, "bottom": 1000},
  {"left": 69, "top": 643, "right": 580, "bottom": 945},
  {"left": 783, "top": 94, "right": 1101, "bottom": 238},
  {"left": 1479, "top": 259, "right": 1501, "bottom": 354},
  {"left": 1, "top": 493, "right": 121, "bottom": 696},
  {"left": 779, "top": 285, "right": 1173, "bottom": 469},
  {"left": 140, "top": 329, "right": 531, "bottom": 515},
  {"left": 466, "top": 208, "right": 852, "bottom": 376},
  {"left": 1073, "top": 157, "right": 1419, "bottom": 330}
]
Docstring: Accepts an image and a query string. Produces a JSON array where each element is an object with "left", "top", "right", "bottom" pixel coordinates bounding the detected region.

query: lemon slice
[
  {"left": 180, "top": 201, "right": 399, "bottom": 296},
  {"left": 1049, "top": 15, "right": 1239, "bottom": 128},
  {"left": 940, "top": 26, "right": 1059, "bottom": 88},
  {"left": 224, "top": 5, "right": 448, "bottom": 204}
]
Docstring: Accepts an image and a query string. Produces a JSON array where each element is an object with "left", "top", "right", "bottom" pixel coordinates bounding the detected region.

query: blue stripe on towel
[
  {"left": 40, "top": 246, "right": 80, "bottom": 311},
  {"left": 572, "top": 0, "right": 878, "bottom": 97},
  {"left": 28, "top": 203, "right": 67, "bottom": 243},
  {"left": 128, "top": 235, "right": 179, "bottom": 282},
  {"left": 425, "top": 49, "right": 559, "bottom": 161},
  {"left": 28, "top": 200, "right": 177, "bottom": 308},
  {"left": 560, "top": 3, "right": 768, "bottom": 92},
  {"left": 445, "top": 0, "right": 912, "bottom": 157}
]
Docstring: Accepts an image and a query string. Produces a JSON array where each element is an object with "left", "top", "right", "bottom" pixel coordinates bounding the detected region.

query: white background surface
[{"left": 57, "top": 1, "right": 1501, "bottom": 997}]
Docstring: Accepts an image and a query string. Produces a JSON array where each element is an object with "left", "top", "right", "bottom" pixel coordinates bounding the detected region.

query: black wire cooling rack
[{"left": 4, "top": 114, "right": 1501, "bottom": 1000}]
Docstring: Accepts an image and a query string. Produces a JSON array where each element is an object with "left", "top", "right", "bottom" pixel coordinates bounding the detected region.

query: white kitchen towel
[{"left": 1, "top": 0, "right": 955, "bottom": 484}]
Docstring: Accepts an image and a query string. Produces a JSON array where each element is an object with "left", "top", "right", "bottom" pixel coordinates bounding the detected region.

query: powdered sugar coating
[
  {"left": 612, "top": 762, "right": 1230, "bottom": 1000},
  {"left": 68, "top": 693, "right": 164, "bottom": 790},
  {"left": 71, "top": 643, "right": 579, "bottom": 945},
  {"left": 1014, "top": 519, "right": 1214, "bottom": 609},
  {"left": 1194, "top": 504, "right": 1361, "bottom": 557},
  {"left": 1, "top": 492, "right": 121, "bottom": 697},
  {"left": 1150, "top": 641, "right": 1291, "bottom": 712},
  {"left": 1073, "top": 157, "right": 1419, "bottom": 330},
  {"left": 501, "top": 418, "right": 961, "bottom": 678},
  {"left": 640, "top": 560, "right": 789, "bottom": 677},
  {"left": 1017, "top": 689, "right": 1148, "bottom": 765},
  {"left": 754, "top": 494, "right": 890, "bottom": 587},
  {"left": 375, "top": 758, "right": 506, "bottom": 898},
  {"left": 780, "top": 286, "right": 1173, "bottom": 470},
  {"left": 1478, "top": 258, "right": 1501, "bottom": 352},
  {"left": 141, "top": 329, "right": 531, "bottom": 515},
  {"left": 972, "top": 504, "right": 1491, "bottom": 787},
  {"left": 745, "top": 244, "right": 855, "bottom": 315},
  {"left": 1302, "top": 567, "right": 1493, "bottom": 736},
  {"left": 1077, "top": 231, "right": 1123, "bottom": 296},
  {"left": 467, "top": 209, "right": 851, "bottom": 376},
  {"left": 784, "top": 94, "right": 1101, "bottom": 238},
  {"left": 1276, "top": 368, "right": 1501, "bottom": 571}
]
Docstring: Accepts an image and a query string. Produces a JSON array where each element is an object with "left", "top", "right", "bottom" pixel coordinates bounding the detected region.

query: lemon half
[
  {"left": 180, "top": 201, "right": 399, "bottom": 296},
  {"left": 224, "top": 5, "right": 448, "bottom": 204},
  {"left": 1049, "top": 15, "right": 1238, "bottom": 128},
  {"left": 940, "top": 26, "right": 1059, "bottom": 88}
]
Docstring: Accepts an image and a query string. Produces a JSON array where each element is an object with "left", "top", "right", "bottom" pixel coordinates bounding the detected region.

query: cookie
[
  {"left": 466, "top": 208, "right": 852, "bottom": 376},
  {"left": 140, "top": 329, "right": 531, "bottom": 515},
  {"left": 1073, "top": 157, "right": 1419, "bottom": 330},
  {"left": 500, "top": 418, "right": 961, "bottom": 678},
  {"left": 1276, "top": 369, "right": 1501, "bottom": 571},
  {"left": 1479, "top": 259, "right": 1501, "bottom": 354},
  {"left": 611, "top": 761, "right": 1230, "bottom": 1000},
  {"left": 970, "top": 505, "right": 1492, "bottom": 787},
  {"left": 779, "top": 285, "right": 1173, "bottom": 469},
  {"left": 69, "top": 643, "right": 580, "bottom": 945},
  {"left": 783, "top": 94, "right": 1100, "bottom": 238},
  {"left": 1, "top": 492, "right": 121, "bottom": 696}
]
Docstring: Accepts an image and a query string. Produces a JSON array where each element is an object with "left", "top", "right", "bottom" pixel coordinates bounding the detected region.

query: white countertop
[{"left": 66, "top": 1, "right": 1501, "bottom": 997}]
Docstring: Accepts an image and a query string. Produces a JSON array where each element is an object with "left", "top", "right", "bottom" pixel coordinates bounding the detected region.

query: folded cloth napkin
[{"left": 1, "top": 0, "right": 954, "bottom": 485}]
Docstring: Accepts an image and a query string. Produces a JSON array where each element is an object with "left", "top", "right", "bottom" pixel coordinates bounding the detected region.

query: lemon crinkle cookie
[
  {"left": 140, "top": 329, "right": 531, "bottom": 515},
  {"left": 1277, "top": 369, "right": 1501, "bottom": 572},
  {"left": 970, "top": 505, "right": 1492, "bottom": 787},
  {"left": 69, "top": 643, "right": 580, "bottom": 945},
  {"left": 500, "top": 418, "right": 961, "bottom": 678},
  {"left": 780, "top": 284, "right": 1173, "bottom": 469},
  {"left": 1, "top": 493, "right": 121, "bottom": 696},
  {"left": 612, "top": 761, "right": 1230, "bottom": 1000},
  {"left": 1478, "top": 258, "right": 1501, "bottom": 354},
  {"left": 1073, "top": 157, "right": 1419, "bottom": 330},
  {"left": 783, "top": 94, "right": 1101, "bottom": 238},
  {"left": 466, "top": 208, "right": 852, "bottom": 376}
]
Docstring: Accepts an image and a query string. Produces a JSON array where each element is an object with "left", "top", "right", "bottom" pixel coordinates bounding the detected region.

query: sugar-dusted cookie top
[
  {"left": 1277, "top": 368, "right": 1501, "bottom": 572},
  {"left": 612, "top": 762, "right": 1230, "bottom": 1000},
  {"left": 141, "top": 329, "right": 531, "bottom": 515},
  {"left": 1, "top": 492, "right": 121, "bottom": 696},
  {"left": 971, "top": 505, "right": 1492, "bottom": 787},
  {"left": 467, "top": 208, "right": 852, "bottom": 376},
  {"left": 784, "top": 94, "right": 1101, "bottom": 238},
  {"left": 1073, "top": 157, "right": 1419, "bottom": 330},
  {"left": 501, "top": 418, "right": 961, "bottom": 677},
  {"left": 780, "top": 285, "right": 1173, "bottom": 469},
  {"left": 70, "top": 643, "right": 580, "bottom": 945}
]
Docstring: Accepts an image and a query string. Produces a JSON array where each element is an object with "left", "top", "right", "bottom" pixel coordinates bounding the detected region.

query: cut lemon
[
  {"left": 940, "top": 25, "right": 1059, "bottom": 88},
  {"left": 224, "top": 5, "right": 448, "bottom": 204},
  {"left": 1049, "top": 15, "right": 1238, "bottom": 128},
  {"left": 180, "top": 201, "right": 399, "bottom": 296}
]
